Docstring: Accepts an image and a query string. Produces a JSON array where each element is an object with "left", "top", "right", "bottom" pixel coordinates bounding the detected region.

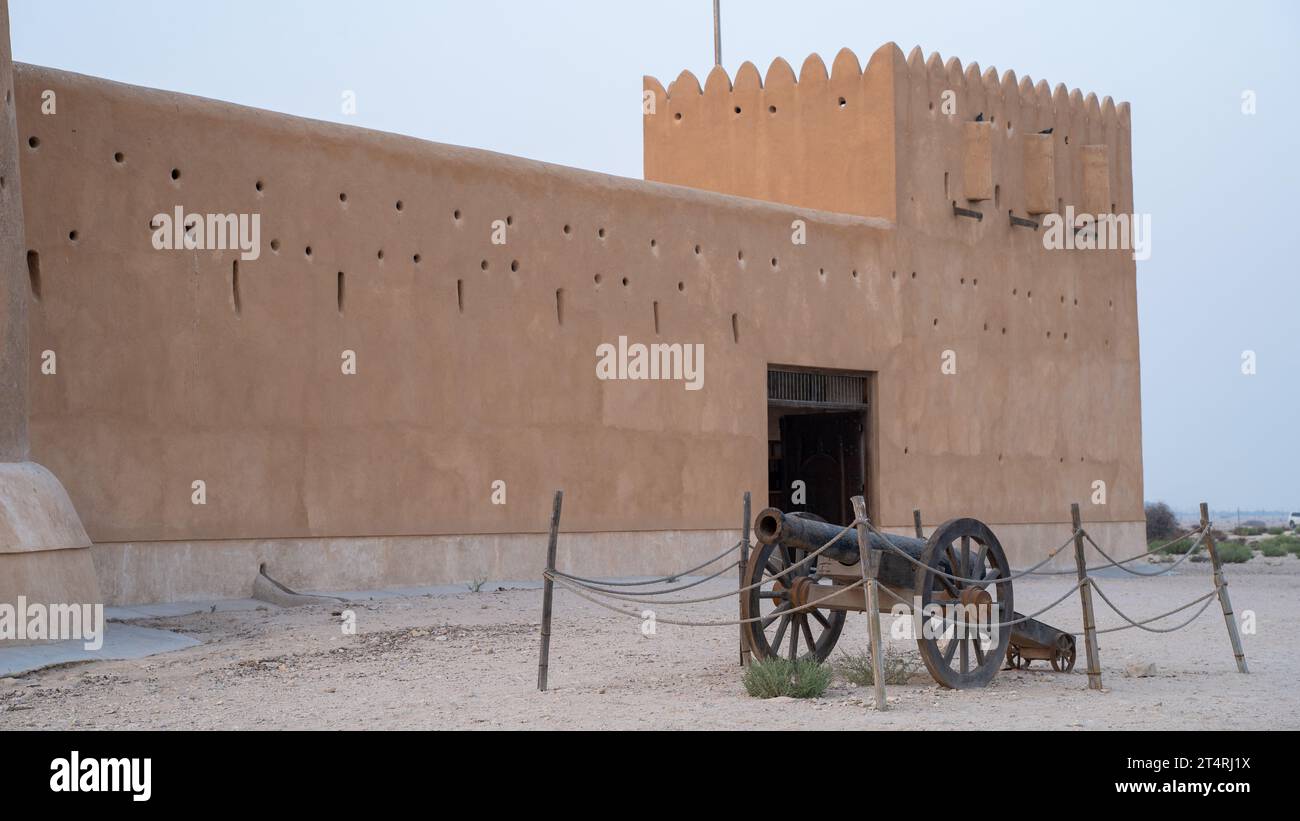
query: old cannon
[{"left": 740, "top": 508, "right": 1075, "bottom": 688}]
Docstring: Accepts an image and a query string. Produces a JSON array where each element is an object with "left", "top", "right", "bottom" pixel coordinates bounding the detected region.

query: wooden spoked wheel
[
  {"left": 914, "top": 518, "right": 1014, "bottom": 689},
  {"left": 742, "top": 516, "right": 846, "bottom": 663},
  {"left": 1005, "top": 644, "right": 1028, "bottom": 670},
  {"left": 1051, "top": 633, "right": 1077, "bottom": 672}
]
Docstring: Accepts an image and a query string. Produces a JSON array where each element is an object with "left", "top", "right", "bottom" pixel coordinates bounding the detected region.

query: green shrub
[
  {"left": 1256, "top": 535, "right": 1300, "bottom": 556},
  {"left": 837, "top": 650, "right": 922, "bottom": 686},
  {"left": 1258, "top": 538, "right": 1290, "bottom": 558},
  {"left": 1266, "top": 527, "right": 1285, "bottom": 536},
  {"left": 1233, "top": 526, "right": 1264, "bottom": 537},
  {"left": 743, "top": 657, "right": 831, "bottom": 699},
  {"left": 1157, "top": 536, "right": 1197, "bottom": 555},
  {"left": 1216, "top": 543, "right": 1252, "bottom": 564}
]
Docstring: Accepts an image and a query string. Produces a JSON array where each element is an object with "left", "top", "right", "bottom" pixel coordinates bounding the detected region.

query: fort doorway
[{"left": 766, "top": 367, "right": 872, "bottom": 526}]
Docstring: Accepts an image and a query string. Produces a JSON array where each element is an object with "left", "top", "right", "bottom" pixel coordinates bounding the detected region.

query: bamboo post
[
  {"left": 1071, "top": 503, "right": 1103, "bottom": 690},
  {"left": 1200, "top": 502, "right": 1249, "bottom": 673},
  {"left": 740, "top": 491, "right": 752, "bottom": 667},
  {"left": 851, "top": 496, "right": 887, "bottom": 711},
  {"left": 912, "top": 509, "right": 924, "bottom": 539},
  {"left": 536, "top": 490, "right": 564, "bottom": 692}
]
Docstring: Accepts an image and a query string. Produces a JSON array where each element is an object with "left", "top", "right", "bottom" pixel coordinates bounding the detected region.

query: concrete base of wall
[
  {"left": 91, "top": 529, "right": 743, "bottom": 605},
  {"left": 0, "top": 462, "right": 100, "bottom": 607},
  {"left": 88, "top": 519, "right": 1147, "bottom": 606}
]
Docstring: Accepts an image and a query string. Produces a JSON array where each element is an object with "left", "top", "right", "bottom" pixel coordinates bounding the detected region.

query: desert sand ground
[{"left": 2, "top": 553, "right": 1297, "bottom": 730}]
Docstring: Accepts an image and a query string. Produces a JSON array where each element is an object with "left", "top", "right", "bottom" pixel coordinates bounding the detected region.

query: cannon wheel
[
  {"left": 914, "top": 518, "right": 1014, "bottom": 689},
  {"left": 1005, "top": 644, "right": 1026, "bottom": 670},
  {"left": 741, "top": 513, "right": 846, "bottom": 663},
  {"left": 1051, "top": 633, "right": 1077, "bottom": 672}
]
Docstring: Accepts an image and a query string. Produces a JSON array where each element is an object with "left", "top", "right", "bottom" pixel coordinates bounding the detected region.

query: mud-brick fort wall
[{"left": 11, "top": 40, "right": 1142, "bottom": 604}]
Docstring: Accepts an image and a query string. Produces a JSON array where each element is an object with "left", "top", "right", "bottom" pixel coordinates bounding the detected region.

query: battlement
[{"left": 645, "top": 43, "right": 1132, "bottom": 229}]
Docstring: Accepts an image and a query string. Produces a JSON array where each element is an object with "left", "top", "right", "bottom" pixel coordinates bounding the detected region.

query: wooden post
[
  {"left": 1201, "top": 502, "right": 1249, "bottom": 673},
  {"left": 536, "top": 490, "right": 564, "bottom": 692},
  {"left": 852, "top": 496, "right": 887, "bottom": 711},
  {"left": 912, "top": 509, "right": 924, "bottom": 539},
  {"left": 1071, "top": 503, "right": 1103, "bottom": 690},
  {"left": 740, "top": 491, "right": 752, "bottom": 667}
]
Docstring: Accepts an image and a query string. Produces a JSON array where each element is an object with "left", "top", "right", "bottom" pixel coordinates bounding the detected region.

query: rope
[
  {"left": 1029, "top": 524, "right": 1206, "bottom": 575},
  {"left": 1086, "top": 579, "right": 1219, "bottom": 635},
  {"left": 1081, "top": 528, "right": 1207, "bottom": 577},
  {"left": 553, "top": 539, "right": 744, "bottom": 587},
  {"left": 548, "top": 519, "right": 863, "bottom": 602},
  {"left": 552, "top": 517, "right": 866, "bottom": 607},
  {"left": 553, "top": 558, "right": 742, "bottom": 598},
  {"left": 861, "top": 517, "right": 1079, "bottom": 585},
  {"left": 865, "top": 518, "right": 1206, "bottom": 580},
  {"left": 877, "top": 579, "right": 1084, "bottom": 630},
  {"left": 545, "top": 570, "right": 867, "bottom": 627},
  {"left": 550, "top": 518, "right": 871, "bottom": 606}
]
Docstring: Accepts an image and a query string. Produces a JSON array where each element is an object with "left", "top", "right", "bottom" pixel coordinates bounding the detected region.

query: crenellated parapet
[{"left": 645, "top": 43, "right": 1133, "bottom": 233}]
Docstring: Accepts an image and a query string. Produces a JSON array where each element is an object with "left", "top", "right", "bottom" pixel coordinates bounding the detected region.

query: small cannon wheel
[
  {"left": 1051, "top": 633, "right": 1077, "bottom": 672},
  {"left": 741, "top": 514, "right": 845, "bottom": 663},
  {"left": 913, "top": 518, "right": 1014, "bottom": 689},
  {"left": 1005, "top": 644, "right": 1026, "bottom": 670}
]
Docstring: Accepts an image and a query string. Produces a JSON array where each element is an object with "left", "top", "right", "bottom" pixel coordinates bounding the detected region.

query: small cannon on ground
[{"left": 740, "top": 508, "right": 1076, "bottom": 688}]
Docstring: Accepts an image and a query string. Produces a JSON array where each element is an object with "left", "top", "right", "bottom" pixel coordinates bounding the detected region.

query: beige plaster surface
[
  {"left": 0, "top": 3, "right": 98, "bottom": 610},
  {"left": 0, "top": 0, "right": 26, "bottom": 461},
  {"left": 9, "top": 36, "right": 1145, "bottom": 601}
]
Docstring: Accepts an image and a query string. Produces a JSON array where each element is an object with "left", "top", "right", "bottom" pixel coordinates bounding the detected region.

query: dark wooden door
[{"left": 778, "top": 412, "right": 865, "bottom": 525}]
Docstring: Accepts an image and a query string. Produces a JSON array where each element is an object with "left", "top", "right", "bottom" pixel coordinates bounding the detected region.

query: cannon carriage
[{"left": 740, "top": 508, "right": 1076, "bottom": 689}]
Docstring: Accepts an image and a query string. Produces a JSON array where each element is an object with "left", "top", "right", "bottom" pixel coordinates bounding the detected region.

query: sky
[{"left": 9, "top": 0, "right": 1299, "bottom": 512}]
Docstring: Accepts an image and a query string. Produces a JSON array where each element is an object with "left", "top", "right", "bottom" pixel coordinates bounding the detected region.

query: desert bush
[
  {"left": 837, "top": 650, "right": 922, "bottom": 686},
  {"left": 1232, "top": 526, "right": 1264, "bottom": 537},
  {"left": 1145, "top": 502, "right": 1179, "bottom": 542},
  {"left": 1216, "top": 543, "right": 1252, "bottom": 564},
  {"left": 1256, "top": 534, "right": 1300, "bottom": 556},
  {"left": 1157, "top": 536, "right": 1196, "bottom": 555},
  {"left": 1258, "top": 538, "right": 1290, "bottom": 558},
  {"left": 1266, "top": 527, "right": 1285, "bottom": 536},
  {"left": 743, "top": 657, "right": 832, "bottom": 699}
]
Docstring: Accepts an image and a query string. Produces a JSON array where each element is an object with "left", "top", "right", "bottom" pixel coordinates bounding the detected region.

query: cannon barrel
[{"left": 754, "top": 507, "right": 932, "bottom": 589}]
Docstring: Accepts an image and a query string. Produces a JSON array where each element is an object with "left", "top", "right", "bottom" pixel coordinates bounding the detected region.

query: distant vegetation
[
  {"left": 1145, "top": 501, "right": 1180, "bottom": 542},
  {"left": 1156, "top": 535, "right": 1198, "bottom": 555},
  {"left": 1259, "top": 539, "right": 1290, "bottom": 558},
  {"left": 1216, "top": 543, "right": 1252, "bottom": 564},
  {"left": 1256, "top": 535, "right": 1300, "bottom": 558}
]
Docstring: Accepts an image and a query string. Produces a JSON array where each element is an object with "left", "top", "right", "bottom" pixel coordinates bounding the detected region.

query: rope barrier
[
  {"left": 555, "top": 561, "right": 761, "bottom": 605},
  {"left": 859, "top": 517, "right": 1079, "bottom": 584},
  {"left": 545, "top": 570, "right": 867, "bottom": 627},
  {"left": 545, "top": 512, "right": 1227, "bottom": 641},
  {"left": 1086, "top": 579, "right": 1219, "bottom": 635},
  {"left": 553, "top": 558, "right": 742, "bottom": 598},
  {"left": 876, "top": 578, "right": 1085, "bottom": 630},
  {"left": 553, "top": 539, "right": 744, "bottom": 587},
  {"left": 550, "top": 518, "right": 865, "bottom": 606},
  {"left": 537, "top": 489, "right": 1249, "bottom": 694},
  {"left": 1081, "top": 527, "right": 1208, "bottom": 577}
]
